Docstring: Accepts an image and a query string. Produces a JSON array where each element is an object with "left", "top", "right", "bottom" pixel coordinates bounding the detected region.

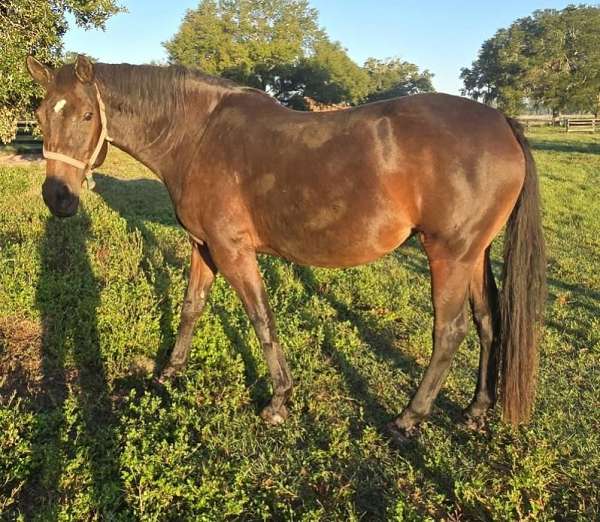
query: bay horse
[{"left": 26, "top": 55, "right": 545, "bottom": 437}]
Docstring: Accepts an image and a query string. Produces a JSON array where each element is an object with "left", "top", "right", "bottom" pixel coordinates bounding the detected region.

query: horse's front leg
[
  {"left": 159, "top": 241, "right": 216, "bottom": 381},
  {"left": 210, "top": 243, "right": 293, "bottom": 425}
]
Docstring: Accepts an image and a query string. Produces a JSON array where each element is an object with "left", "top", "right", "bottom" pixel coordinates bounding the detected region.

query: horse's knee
[
  {"left": 435, "top": 309, "right": 469, "bottom": 357},
  {"left": 474, "top": 310, "right": 494, "bottom": 344},
  {"left": 453, "top": 310, "right": 469, "bottom": 340}
]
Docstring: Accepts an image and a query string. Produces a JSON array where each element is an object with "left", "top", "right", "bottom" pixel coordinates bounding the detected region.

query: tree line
[
  {"left": 461, "top": 5, "right": 600, "bottom": 118},
  {"left": 163, "top": 0, "right": 434, "bottom": 110}
]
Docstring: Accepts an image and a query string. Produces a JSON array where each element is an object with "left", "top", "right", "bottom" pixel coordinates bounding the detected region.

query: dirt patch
[
  {"left": 0, "top": 316, "right": 43, "bottom": 402},
  {"left": 0, "top": 316, "right": 133, "bottom": 412},
  {"left": 0, "top": 152, "right": 43, "bottom": 167},
  {"left": 0, "top": 316, "right": 77, "bottom": 408}
]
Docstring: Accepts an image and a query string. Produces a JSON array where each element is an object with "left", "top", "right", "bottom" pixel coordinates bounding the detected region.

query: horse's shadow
[
  {"left": 92, "top": 173, "right": 265, "bottom": 401},
  {"left": 21, "top": 210, "right": 125, "bottom": 516}
]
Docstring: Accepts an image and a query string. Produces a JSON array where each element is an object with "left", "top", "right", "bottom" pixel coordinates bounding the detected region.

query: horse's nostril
[
  {"left": 56, "top": 184, "right": 70, "bottom": 203},
  {"left": 42, "top": 177, "right": 78, "bottom": 217}
]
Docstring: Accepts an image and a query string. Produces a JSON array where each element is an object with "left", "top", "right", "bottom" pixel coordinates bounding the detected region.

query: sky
[{"left": 64, "top": 0, "right": 577, "bottom": 95}]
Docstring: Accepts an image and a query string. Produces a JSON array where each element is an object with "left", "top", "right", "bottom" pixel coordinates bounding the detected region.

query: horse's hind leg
[
  {"left": 390, "top": 255, "right": 472, "bottom": 435},
  {"left": 463, "top": 248, "right": 500, "bottom": 425}
]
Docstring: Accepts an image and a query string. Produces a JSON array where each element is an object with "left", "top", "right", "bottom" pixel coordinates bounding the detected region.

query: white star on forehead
[{"left": 53, "top": 99, "right": 67, "bottom": 113}]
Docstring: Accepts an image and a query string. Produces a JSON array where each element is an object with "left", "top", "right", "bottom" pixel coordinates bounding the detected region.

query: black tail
[{"left": 500, "top": 118, "right": 547, "bottom": 425}]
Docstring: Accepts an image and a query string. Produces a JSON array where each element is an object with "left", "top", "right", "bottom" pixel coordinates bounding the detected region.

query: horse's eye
[{"left": 83, "top": 112, "right": 93, "bottom": 121}]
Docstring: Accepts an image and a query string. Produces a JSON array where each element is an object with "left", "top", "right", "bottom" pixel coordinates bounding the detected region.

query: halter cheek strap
[{"left": 42, "top": 83, "right": 112, "bottom": 188}]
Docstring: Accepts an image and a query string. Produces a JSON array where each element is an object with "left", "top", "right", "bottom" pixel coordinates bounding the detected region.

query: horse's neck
[{"left": 100, "top": 80, "right": 227, "bottom": 182}]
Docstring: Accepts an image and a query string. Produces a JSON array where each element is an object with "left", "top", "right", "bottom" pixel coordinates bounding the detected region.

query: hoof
[
  {"left": 157, "top": 365, "right": 181, "bottom": 384},
  {"left": 386, "top": 420, "right": 420, "bottom": 445},
  {"left": 462, "top": 401, "right": 492, "bottom": 432},
  {"left": 461, "top": 412, "right": 488, "bottom": 432},
  {"left": 260, "top": 404, "right": 288, "bottom": 426}
]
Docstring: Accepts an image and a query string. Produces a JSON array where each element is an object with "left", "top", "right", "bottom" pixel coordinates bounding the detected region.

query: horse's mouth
[
  {"left": 52, "top": 207, "right": 78, "bottom": 218},
  {"left": 46, "top": 198, "right": 79, "bottom": 218}
]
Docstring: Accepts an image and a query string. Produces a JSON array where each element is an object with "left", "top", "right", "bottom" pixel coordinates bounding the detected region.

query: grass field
[{"left": 0, "top": 127, "right": 598, "bottom": 520}]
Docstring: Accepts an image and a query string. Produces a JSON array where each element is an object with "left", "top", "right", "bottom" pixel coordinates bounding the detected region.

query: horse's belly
[
  {"left": 249, "top": 151, "right": 416, "bottom": 267},
  {"left": 259, "top": 209, "right": 414, "bottom": 268}
]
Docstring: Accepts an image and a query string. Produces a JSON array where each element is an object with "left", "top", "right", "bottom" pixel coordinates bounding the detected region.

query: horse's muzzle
[{"left": 42, "top": 177, "right": 79, "bottom": 218}]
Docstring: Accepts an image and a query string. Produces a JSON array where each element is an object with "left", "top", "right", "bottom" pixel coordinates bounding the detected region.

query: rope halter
[{"left": 42, "top": 83, "right": 112, "bottom": 189}]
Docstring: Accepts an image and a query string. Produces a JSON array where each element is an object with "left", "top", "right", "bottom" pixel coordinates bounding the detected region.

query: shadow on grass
[
  {"left": 21, "top": 210, "right": 125, "bottom": 516},
  {"left": 490, "top": 257, "right": 599, "bottom": 319},
  {"left": 291, "top": 264, "right": 464, "bottom": 427},
  {"left": 93, "top": 174, "right": 265, "bottom": 403},
  {"left": 530, "top": 137, "right": 600, "bottom": 155},
  {"left": 212, "top": 303, "right": 269, "bottom": 411},
  {"left": 94, "top": 173, "right": 179, "bottom": 372},
  {"left": 392, "top": 235, "right": 430, "bottom": 276},
  {"left": 288, "top": 264, "right": 472, "bottom": 517}
]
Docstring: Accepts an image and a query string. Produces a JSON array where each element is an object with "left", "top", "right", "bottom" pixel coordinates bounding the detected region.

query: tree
[
  {"left": 363, "top": 58, "right": 435, "bottom": 103},
  {"left": 62, "top": 51, "right": 98, "bottom": 64},
  {"left": 461, "top": 6, "right": 600, "bottom": 116},
  {"left": 0, "top": 0, "right": 122, "bottom": 143},
  {"left": 527, "top": 6, "right": 600, "bottom": 117},
  {"left": 166, "top": 0, "right": 435, "bottom": 108},
  {"left": 281, "top": 39, "right": 372, "bottom": 107},
  {"left": 164, "top": 0, "right": 323, "bottom": 94},
  {"left": 460, "top": 23, "right": 531, "bottom": 115}
]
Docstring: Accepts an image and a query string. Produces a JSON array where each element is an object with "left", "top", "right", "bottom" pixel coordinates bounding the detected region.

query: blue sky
[{"left": 64, "top": 0, "right": 576, "bottom": 95}]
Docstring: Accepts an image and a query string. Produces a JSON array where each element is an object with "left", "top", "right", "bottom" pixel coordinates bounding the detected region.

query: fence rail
[
  {"left": 517, "top": 118, "right": 553, "bottom": 129},
  {"left": 517, "top": 114, "right": 598, "bottom": 131},
  {"left": 566, "top": 118, "right": 597, "bottom": 133},
  {"left": 5, "top": 116, "right": 599, "bottom": 155},
  {"left": 3, "top": 121, "right": 42, "bottom": 153}
]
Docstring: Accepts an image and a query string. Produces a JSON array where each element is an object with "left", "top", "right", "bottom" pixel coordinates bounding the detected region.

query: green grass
[{"left": 0, "top": 127, "right": 598, "bottom": 520}]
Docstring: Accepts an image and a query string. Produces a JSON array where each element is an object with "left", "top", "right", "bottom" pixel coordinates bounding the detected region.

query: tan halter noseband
[{"left": 42, "top": 83, "right": 112, "bottom": 189}]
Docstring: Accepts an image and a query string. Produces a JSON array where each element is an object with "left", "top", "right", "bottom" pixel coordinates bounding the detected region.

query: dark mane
[
  {"left": 92, "top": 63, "right": 243, "bottom": 116},
  {"left": 53, "top": 62, "right": 280, "bottom": 116}
]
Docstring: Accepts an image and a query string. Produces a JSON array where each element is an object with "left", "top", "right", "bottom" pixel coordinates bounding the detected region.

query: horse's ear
[
  {"left": 75, "top": 54, "right": 94, "bottom": 84},
  {"left": 26, "top": 56, "right": 54, "bottom": 89}
]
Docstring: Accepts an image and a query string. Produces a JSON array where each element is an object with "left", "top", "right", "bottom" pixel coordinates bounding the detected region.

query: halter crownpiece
[{"left": 42, "top": 83, "right": 112, "bottom": 189}]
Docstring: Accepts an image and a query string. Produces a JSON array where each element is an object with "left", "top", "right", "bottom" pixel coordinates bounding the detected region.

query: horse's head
[{"left": 27, "top": 55, "right": 109, "bottom": 217}]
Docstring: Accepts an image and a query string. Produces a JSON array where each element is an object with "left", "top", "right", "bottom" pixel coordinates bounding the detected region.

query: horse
[{"left": 26, "top": 55, "right": 546, "bottom": 437}]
